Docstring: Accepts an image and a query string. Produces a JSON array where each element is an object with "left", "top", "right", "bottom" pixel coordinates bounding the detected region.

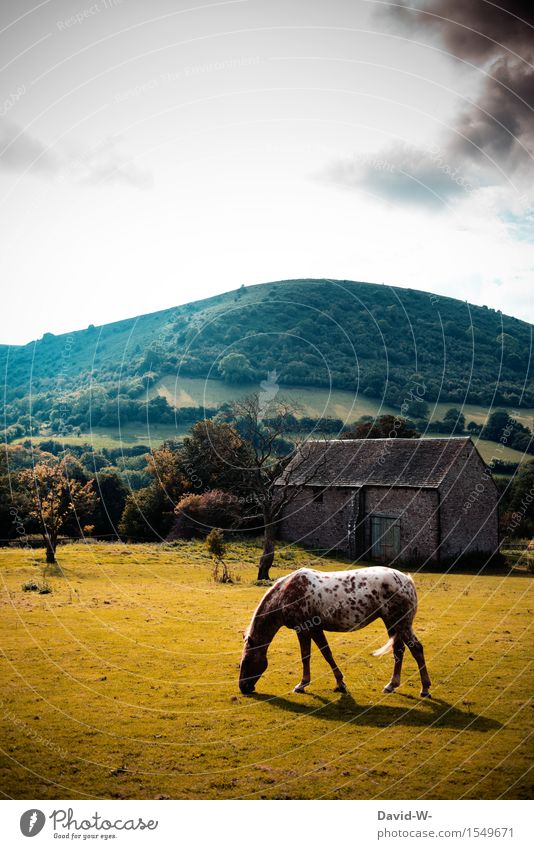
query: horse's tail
[{"left": 372, "top": 636, "right": 395, "bottom": 657}]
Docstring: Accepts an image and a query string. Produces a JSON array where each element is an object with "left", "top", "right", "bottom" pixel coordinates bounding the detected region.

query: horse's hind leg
[
  {"left": 294, "top": 630, "right": 312, "bottom": 693},
  {"left": 311, "top": 629, "right": 347, "bottom": 693},
  {"left": 406, "top": 630, "right": 431, "bottom": 697},
  {"left": 383, "top": 634, "right": 405, "bottom": 694}
]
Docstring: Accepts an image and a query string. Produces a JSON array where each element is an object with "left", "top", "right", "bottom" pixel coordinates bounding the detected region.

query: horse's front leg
[
  {"left": 311, "top": 629, "right": 347, "bottom": 693},
  {"left": 294, "top": 629, "right": 312, "bottom": 693}
]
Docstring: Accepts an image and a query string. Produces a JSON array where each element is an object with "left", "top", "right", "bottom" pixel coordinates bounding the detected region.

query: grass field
[
  {"left": 150, "top": 375, "right": 534, "bottom": 431},
  {"left": 0, "top": 541, "right": 532, "bottom": 800},
  {"left": 28, "top": 423, "right": 190, "bottom": 450}
]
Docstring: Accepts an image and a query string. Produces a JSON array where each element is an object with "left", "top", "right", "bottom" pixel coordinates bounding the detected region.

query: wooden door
[{"left": 370, "top": 515, "right": 401, "bottom": 562}]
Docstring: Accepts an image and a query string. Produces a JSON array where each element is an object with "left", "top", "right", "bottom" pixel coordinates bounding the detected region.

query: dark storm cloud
[
  {"left": 328, "top": 2, "right": 534, "bottom": 207},
  {"left": 389, "top": 1, "right": 534, "bottom": 61},
  {"left": 392, "top": 2, "right": 534, "bottom": 171}
]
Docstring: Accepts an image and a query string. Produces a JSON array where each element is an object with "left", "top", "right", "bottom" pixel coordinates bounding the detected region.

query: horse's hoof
[
  {"left": 420, "top": 691, "right": 432, "bottom": 698},
  {"left": 293, "top": 685, "right": 307, "bottom": 694},
  {"left": 334, "top": 683, "right": 347, "bottom": 693},
  {"left": 383, "top": 684, "right": 396, "bottom": 694}
]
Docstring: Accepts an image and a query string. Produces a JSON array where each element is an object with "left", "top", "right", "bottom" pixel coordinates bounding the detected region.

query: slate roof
[{"left": 282, "top": 437, "right": 474, "bottom": 489}]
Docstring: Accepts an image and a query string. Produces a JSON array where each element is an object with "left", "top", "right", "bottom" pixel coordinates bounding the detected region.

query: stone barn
[{"left": 279, "top": 437, "right": 499, "bottom": 566}]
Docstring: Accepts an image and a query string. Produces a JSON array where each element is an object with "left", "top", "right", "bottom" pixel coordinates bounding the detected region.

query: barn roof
[{"left": 282, "top": 437, "right": 475, "bottom": 489}]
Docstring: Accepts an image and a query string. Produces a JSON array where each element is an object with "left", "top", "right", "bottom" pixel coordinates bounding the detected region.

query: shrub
[
  {"left": 22, "top": 580, "right": 52, "bottom": 594},
  {"left": 170, "top": 490, "right": 242, "bottom": 539},
  {"left": 206, "top": 528, "right": 235, "bottom": 583}
]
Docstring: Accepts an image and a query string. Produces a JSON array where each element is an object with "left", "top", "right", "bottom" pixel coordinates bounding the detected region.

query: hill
[{"left": 2, "top": 279, "right": 533, "bottom": 442}]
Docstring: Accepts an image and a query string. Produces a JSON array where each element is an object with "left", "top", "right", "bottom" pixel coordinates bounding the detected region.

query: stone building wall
[
  {"left": 362, "top": 486, "right": 439, "bottom": 563},
  {"left": 439, "top": 442, "right": 499, "bottom": 558}
]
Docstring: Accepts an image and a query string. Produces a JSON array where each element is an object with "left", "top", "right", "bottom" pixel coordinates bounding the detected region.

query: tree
[
  {"left": 171, "top": 490, "right": 242, "bottom": 538},
  {"left": 180, "top": 420, "right": 250, "bottom": 495},
  {"left": 118, "top": 484, "right": 170, "bottom": 541},
  {"left": 505, "top": 460, "right": 534, "bottom": 539},
  {"left": 341, "top": 415, "right": 420, "bottom": 440},
  {"left": 225, "top": 395, "right": 327, "bottom": 580},
  {"left": 467, "top": 420, "right": 483, "bottom": 435},
  {"left": 481, "top": 410, "right": 532, "bottom": 447},
  {"left": 147, "top": 442, "right": 188, "bottom": 503},
  {"left": 403, "top": 399, "right": 430, "bottom": 422},
  {"left": 442, "top": 408, "right": 466, "bottom": 434},
  {"left": 18, "top": 457, "right": 97, "bottom": 563},
  {"left": 217, "top": 352, "right": 253, "bottom": 383},
  {"left": 91, "top": 470, "right": 128, "bottom": 537},
  {"left": 206, "top": 528, "right": 232, "bottom": 583}
]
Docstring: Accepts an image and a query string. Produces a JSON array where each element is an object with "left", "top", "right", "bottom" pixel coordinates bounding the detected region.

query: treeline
[
  {"left": 3, "top": 382, "right": 218, "bottom": 440},
  {"left": 2, "top": 410, "right": 533, "bottom": 559}
]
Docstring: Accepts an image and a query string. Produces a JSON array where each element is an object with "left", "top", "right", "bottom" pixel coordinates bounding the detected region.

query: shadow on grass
[{"left": 250, "top": 691, "right": 501, "bottom": 732}]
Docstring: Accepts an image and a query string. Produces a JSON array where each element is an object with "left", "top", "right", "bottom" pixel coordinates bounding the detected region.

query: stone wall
[
  {"left": 362, "top": 486, "right": 439, "bottom": 563},
  {"left": 279, "top": 487, "right": 354, "bottom": 553},
  {"left": 439, "top": 441, "right": 499, "bottom": 559}
]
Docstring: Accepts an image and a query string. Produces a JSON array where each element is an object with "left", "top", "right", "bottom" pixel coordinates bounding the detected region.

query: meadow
[
  {"left": 21, "top": 375, "right": 533, "bottom": 465},
  {"left": 150, "top": 375, "right": 534, "bottom": 431},
  {"left": 0, "top": 541, "right": 532, "bottom": 800}
]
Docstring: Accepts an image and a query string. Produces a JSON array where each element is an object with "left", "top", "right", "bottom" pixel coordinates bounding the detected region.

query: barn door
[{"left": 370, "top": 515, "right": 401, "bottom": 562}]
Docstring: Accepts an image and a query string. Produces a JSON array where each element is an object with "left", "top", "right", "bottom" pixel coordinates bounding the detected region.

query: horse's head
[{"left": 239, "top": 633, "right": 268, "bottom": 694}]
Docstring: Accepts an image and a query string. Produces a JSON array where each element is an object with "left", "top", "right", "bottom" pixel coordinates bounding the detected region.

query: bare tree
[{"left": 227, "top": 395, "right": 327, "bottom": 580}]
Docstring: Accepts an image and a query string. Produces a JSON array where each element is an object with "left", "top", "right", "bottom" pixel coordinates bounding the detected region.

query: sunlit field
[{"left": 0, "top": 541, "right": 532, "bottom": 800}]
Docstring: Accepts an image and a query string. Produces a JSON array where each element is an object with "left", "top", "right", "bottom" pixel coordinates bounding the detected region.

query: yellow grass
[{"left": 0, "top": 541, "right": 532, "bottom": 800}]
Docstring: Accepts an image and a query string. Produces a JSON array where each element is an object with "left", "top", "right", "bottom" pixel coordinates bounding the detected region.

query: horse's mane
[{"left": 245, "top": 575, "right": 289, "bottom": 640}]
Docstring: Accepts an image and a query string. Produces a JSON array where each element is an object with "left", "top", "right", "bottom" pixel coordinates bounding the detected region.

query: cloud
[
  {"left": 387, "top": 2, "right": 534, "bottom": 175},
  {"left": 328, "top": 3, "right": 534, "bottom": 209},
  {"left": 388, "top": 1, "right": 534, "bottom": 61},
  {"left": 0, "top": 121, "right": 152, "bottom": 189},
  {"left": 70, "top": 136, "right": 153, "bottom": 190},
  {"left": 0, "top": 119, "right": 60, "bottom": 175},
  {"left": 323, "top": 145, "right": 475, "bottom": 209}
]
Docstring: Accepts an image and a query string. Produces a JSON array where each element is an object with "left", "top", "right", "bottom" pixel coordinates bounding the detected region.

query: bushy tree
[
  {"left": 441, "top": 408, "right": 466, "bottom": 434},
  {"left": 18, "top": 457, "right": 98, "bottom": 563},
  {"left": 218, "top": 352, "right": 253, "bottom": 383},
  {"left": 171, "top": 490, "right": 242, "bottom": 538},
  {"left": 180, "top": 420, "right": 250, "bottom": 494},
  {"left": 341, "top": 415, "right": 420, "bottom": 440},
  {"left": 118, "top": 485, "right": 171, "bottom": 541}
]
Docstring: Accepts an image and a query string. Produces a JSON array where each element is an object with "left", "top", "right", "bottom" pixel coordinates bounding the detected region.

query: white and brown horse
[{"left": 239, "top": 566, "right": 431, "bottom": 697}]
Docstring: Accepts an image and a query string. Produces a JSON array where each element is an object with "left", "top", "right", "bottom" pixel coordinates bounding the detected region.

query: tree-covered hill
[{"left": 2, "top": 279, "right": 533, "bottom": 440}]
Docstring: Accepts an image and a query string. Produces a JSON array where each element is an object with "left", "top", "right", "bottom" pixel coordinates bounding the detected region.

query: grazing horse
[{"left": 239, "top": 566, "right": 431, "bottom": 697}]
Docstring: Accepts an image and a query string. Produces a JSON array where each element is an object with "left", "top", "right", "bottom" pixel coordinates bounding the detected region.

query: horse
[{"left": 239, "top": 566, "right": 431, "bottom": 697}]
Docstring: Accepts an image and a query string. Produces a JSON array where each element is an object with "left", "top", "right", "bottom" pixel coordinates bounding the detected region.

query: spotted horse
[{"left": 239, "top": 566, "right": 431, "bottom": 697}]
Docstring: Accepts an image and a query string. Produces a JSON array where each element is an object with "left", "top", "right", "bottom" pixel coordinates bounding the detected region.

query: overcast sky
[{"left": 1, "top": 0, "right": 533, "bottom": 343}]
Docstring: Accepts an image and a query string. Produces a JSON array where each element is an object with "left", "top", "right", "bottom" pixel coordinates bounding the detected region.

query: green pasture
[{"left": 0, "top": 541, "right": 532, "bottom": 800}]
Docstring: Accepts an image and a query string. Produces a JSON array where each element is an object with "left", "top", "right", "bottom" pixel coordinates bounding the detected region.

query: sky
[{"left": 1, "top": 0, "right": 533, "bottom": 344}]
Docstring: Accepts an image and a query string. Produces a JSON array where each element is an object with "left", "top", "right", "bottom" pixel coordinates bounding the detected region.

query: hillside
[{"left": 2, "top": 279, "right": 533, "bottom": 441}]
